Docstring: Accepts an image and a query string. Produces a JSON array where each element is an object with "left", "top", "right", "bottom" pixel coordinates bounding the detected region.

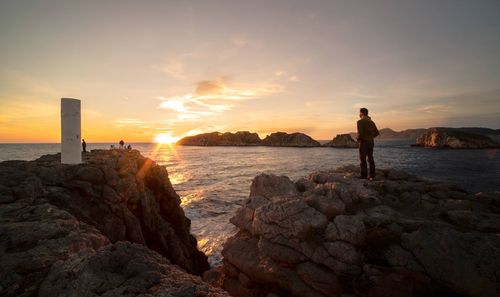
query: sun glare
[{"left": 154, "top": 133, "right": 179, "bottom": 144}]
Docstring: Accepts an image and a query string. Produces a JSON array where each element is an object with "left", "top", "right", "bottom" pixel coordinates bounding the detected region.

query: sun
[{"left": 154, "top": 133, "right": 179, "bottom": 144}]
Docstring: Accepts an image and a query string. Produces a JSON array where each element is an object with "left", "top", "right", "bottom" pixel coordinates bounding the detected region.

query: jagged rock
[
  {"left": 413, "top": 127, "right": 500, "bottom": 148},
  {"left": 209, "top": 166, "right": 500, "bottom": 297},
  {"left": 262, "top": 132, "right": 321, "bottom": 147},
  {"left": 323, "top": 134, "right": 358, "bottom": 148},
  {"left": 0, "top": 150, "right": 220, "bottom": 297}
]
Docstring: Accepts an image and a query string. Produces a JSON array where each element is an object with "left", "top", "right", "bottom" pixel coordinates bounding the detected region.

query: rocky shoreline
[
  {"left": 0, "top": 150, "right": 228, "bottom": 297},
  {"left": 2, "top": 150, "right": 499, "bottom": 297},
  {"left": 205, "top": 166, "right": 500, "bottom": 297}
]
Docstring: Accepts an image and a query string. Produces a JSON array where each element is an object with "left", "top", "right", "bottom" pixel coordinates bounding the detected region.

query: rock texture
[
  {"left": 207, "top": 166, "right": 500, "bottom": 297},
  {"left": 323, "top": 134, "right": 358, "bottom": 148},
  {"left": 262, "top": 132, "right": 321, "bottom": 147},
  {"left": 414, "top": 127, "right": 500, "bottom": 148},
  {"left": 177, "top": 131, "right": 262, "bottom": 146},
  {"left": 0, "top": 150, "right": 225, "bottom": 297}
]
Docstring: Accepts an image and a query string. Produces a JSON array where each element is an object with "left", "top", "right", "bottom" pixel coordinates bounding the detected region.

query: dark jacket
[{"left": 357, "top": 116, "right": 379, "bottom": 143}]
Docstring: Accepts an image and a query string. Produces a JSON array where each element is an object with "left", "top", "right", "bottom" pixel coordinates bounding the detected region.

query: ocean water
[{"left": 1, "top": 141, "right": 499, "bottom": 265}]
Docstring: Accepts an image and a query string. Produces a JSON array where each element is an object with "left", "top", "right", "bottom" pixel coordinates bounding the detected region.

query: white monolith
[{"left": 61, "top": 98, "right": 81, "bottom": 164}]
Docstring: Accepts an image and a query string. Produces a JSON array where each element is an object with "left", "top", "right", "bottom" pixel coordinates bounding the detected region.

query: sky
[{"left": 0, "top": 0, "right": 499, "bottom": 143}]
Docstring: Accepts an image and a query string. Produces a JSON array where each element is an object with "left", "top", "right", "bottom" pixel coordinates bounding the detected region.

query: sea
[{"left": 1, "top": 140, "right": 499, "bottom": 266}]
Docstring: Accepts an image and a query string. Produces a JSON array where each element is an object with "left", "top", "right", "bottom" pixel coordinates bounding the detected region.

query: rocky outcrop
[
  {"left": 177, "top": 131, "right": 262, "bottom": 146},
  {"left": 207, "top": 166, "right": 500, "bottom": 297},
  {"left": 177, "top": 131, "right": 321, "bottom": 147},
  {"left": 413, "top": 127, "right": 500, "bottom": 148},
  {"left": 323, "top": 134, "right": 357, "bottom": 148},
  {"left": 0, "top": 150, "right": 225, "bottom": 297},
  {"left": 262, "top": 132, "right": 321, "bottom": 147}
]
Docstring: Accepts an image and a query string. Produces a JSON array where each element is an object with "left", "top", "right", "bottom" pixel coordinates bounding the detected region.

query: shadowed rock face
[
  {"left": 262, "top": 132, "right": 321, "bottom": 147},
  {"left": 206, "top": 166, "right": 500, "bottom": 297},
  {"left": 414, "top": 127, "right": 500, "bottom": 148},
  {"left": 323, "top": 134, "right": 357, "bottom": 148},
  {"left": 0, "top": 150, "right": 222, "bottom": 297}
]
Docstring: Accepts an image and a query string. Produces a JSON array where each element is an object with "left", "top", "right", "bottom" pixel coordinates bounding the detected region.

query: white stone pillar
[{"left": 60, "top": 98, "right": 81, "bottom": 164}]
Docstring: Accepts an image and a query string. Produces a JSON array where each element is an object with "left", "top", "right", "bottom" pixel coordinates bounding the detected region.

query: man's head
[{"left": 359, "top": 108, "right": 368, "bottom": 118}]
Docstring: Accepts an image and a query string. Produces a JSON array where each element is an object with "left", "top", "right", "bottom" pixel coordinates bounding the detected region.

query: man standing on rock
[{"left": 357, "top": 108, "right": 379, "bottom": 180}]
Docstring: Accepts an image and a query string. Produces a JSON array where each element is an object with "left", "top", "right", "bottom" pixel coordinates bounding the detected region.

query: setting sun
[{"left": 154, "top": 133, "right": 179, "bottom": 144}]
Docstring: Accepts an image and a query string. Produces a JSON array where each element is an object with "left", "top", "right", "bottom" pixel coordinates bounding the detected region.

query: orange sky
[{"left": 1, "top": 1, "right": 499, "bottom": 143}]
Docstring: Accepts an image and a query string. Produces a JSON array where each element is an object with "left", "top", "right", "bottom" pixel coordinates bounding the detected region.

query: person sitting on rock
[
  {"left": 357, "top": 107, "right": 379, "bottom": 180},
  {"left": 119, "top": 140, "right": 125, "bottom": 149}
]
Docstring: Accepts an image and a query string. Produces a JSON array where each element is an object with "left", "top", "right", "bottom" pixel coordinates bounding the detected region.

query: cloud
[
  {"left": 157, "top": 77, "right": 284, "bottom": 124},
  {"left": 417, "top": 104, "right": 451, "bottom": 113},
  {"left": 156, "top": 60, "right": 186, "bottom": 79}
]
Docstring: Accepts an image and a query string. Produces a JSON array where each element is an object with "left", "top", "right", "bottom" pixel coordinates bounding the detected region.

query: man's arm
[
  {"left": 357, "top": 120, "right": 363, "bottom": 142},
  {"left": 372, "top": 122, "right": 380, "bottom": 138}
]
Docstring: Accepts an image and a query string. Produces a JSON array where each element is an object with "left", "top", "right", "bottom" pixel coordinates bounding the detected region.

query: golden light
[{"left": 154, "top": 133, "right": 179, "bottom": 144}]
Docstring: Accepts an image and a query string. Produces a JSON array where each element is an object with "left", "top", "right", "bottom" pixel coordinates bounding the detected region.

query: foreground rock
[
  {"left": 0, "top": 150, "right": 226, "bottom": 297},
  {"left": 177, "top": 131, "right": 262, "bottom": 146},
  {"left": 262, "top": 132, "right": 321, "bottom": 147},
  {"left": 207, "top": 166, "right": 500, "bottom": 297},
  {"left": 413, "top": 127, "right": 500, "bottom": 148},
  {"left": 323, "top": 134, "right": 357, "bottom": 148}
]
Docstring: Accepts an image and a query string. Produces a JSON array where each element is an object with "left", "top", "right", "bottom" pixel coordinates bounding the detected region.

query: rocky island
[
  {"left": 177, "top": 131, "right": 262, "bottom": 146},
  {"left": 323, "top": 134, "right": 357, "bottom": 148},
  {"left": 0, "top": 150, "right": 228, "bottom": 297},
  {"left": 177, "top": 131, "right": 321, "bottom": 147},
  {"left": 205, "top": 166, "right": 500, "bottom": 297},
  {"left": 413, "top": 127, "right": 500, "bottom": 148},
  {"left": 261, "top": 132, "right": 320, "bottom": 147}
]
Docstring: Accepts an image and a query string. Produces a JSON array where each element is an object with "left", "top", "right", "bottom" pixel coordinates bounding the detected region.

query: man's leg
[
  {"left": 368, "top": 143, "right": 375, "bottom": 178},
  {"left": 359, "top": 142, "right": 368, "bottom": 178}
]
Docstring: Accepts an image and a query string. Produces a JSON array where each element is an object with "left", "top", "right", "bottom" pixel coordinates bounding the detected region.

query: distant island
[
  {"left": 177, "top": 127, "right": 500, "bottom": 149},
  {"left": 177, "top": 131, "right": 320, "bottom": 147}
]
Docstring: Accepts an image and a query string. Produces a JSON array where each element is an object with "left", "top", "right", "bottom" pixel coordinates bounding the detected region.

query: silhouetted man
[
  {"left": 82, "top": 139, "right": 87, "bottom": 152},
  {"left": 357, "top": 108, "right": 379, "bottom": 180}
]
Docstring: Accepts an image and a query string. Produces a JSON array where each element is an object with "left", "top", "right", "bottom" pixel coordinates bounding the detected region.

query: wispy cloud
[
  {"left": 157, "top": 77, "right": 284, "bottom": 121},
  {"left": 417, "top": 104, "right": 451, "bottom": 113}
]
